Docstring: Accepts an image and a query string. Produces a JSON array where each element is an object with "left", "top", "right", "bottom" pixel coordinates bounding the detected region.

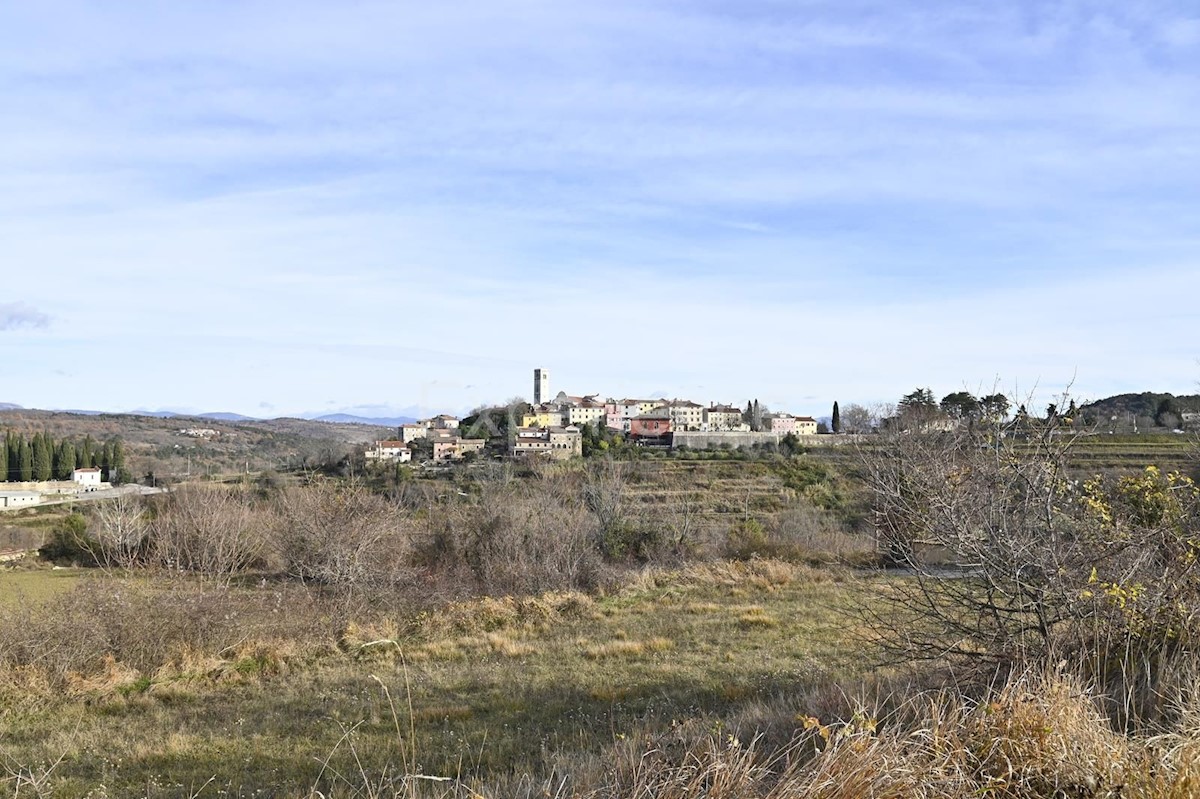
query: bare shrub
[
  {"left": 656, "top": 477, "right": 712, "bottom": 558},
  {"left": 767, "top": 505, "right": 875, "bottom": 565},
  {"left": 0, "top": 578, "right": 331, "bottom": 691},
  {"left": 581, "top": 459, "right": 627, "bottom": 553},
  {"left": 858, "top": 412, "right": 1200, "bottom": 727},
  {"left": 148, "top": 485, "right": 270, "bottom": 584},
  {"left": 272, "top": 481, "right": 414, "bottom": 590},
  {"left": 425, "top": 484, "right": 604, "bottom": 596}
]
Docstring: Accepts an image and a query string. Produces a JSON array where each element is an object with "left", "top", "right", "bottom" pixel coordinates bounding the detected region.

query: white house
[
  {"left": 0, "top": 491, "right": 41, "bottom": 509},
  {"left": 72, "top": 467, "right": 102, "bottom": 490},
  {"left": 365, "top": 440, "right": 412, "bottom": 463},
  {"left": 768, "top": 414, "right": 819, "bottom": 436}
]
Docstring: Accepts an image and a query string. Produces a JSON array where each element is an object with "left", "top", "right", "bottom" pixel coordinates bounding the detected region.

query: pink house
[{"left": 630, "top": 409, "right": 673, "bottom": 440}]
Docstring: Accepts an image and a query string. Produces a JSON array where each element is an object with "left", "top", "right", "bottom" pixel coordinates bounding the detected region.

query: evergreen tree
[
  {"left": 55, "top": 440, "right": 77, "bottom": 479},
  {"left": 110, "top": 439, "right": 128, "bottom": 484},
  {"left": 80, "top": 435, "right": 95, "bottom": 468},
  {"left": 832, "top": 401, "right": 841, "bottom": 434},
  {"left": 752, "top": 399, "right": 762, "bottom": 432},
  {"left": 5, "top": 432, "right": 17, "bottom": 482},
  {"left": 18, "top": 438, "right": 33, "bottom": 482},
  {"left": 980, "top": 393, "right": 1011, "bottom": 420},
  {"left": 32, "top": 432, "right": 53, "bottom": 482},
  {"left": 0, "top": 435, "right": 6, "bottom": 482}
]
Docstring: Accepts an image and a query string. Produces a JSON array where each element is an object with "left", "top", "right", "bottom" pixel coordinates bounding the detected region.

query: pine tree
[{"left": 832, "top": 401, "right": 841, "bottom": 434}]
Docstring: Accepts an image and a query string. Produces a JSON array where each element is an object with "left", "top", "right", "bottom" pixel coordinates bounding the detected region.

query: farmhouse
[
  {"left": 72, "top": 467, "right": 103, "bottom": 490},
  {"left": 365, "top": 440, "right": 412, "bottom": 463},
  {"left": 0, "top": 491, "right": 41, "bottom": 510},
  {"left": 630, "top": 409, "right": 673, "bottom": 441},
  {"left": 511, "top": 426, "right": 582, "bottom": 461},
  {"left": 432, "top": 437, "right": 486, "bottom": 463}
]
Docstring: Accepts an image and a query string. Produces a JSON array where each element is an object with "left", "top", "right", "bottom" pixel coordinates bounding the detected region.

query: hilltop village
[{"left": 366, "top": 367, "right": 820, "bottom": 466}]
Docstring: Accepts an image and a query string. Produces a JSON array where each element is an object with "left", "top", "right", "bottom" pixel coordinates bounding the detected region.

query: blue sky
[{"left": 2, "top": 1, "right": 1199, "bottom": 419}]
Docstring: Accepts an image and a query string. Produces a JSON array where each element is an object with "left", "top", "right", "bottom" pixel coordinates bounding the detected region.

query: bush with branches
[
  {"left": 858, "top": 411, "right": 1200, "bottom": 725},
  {"left": 272, "top": 481, "right": 414, "bottom": 591},
  {"left": 148, "top": 485, "right": 270, "bottom": 584}
]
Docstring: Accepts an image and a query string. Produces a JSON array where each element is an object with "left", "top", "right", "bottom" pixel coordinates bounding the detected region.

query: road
[{"left": 0, "top": 483, "right": 166, "bottom": 512}]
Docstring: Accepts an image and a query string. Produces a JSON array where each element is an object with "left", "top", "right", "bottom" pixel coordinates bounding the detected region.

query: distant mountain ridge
[
  {"left": 311, "top": 413, "right": 419, "bottom": 427},
  {"left": 0, "top": 403, "right": 421, "bottom": 427}
]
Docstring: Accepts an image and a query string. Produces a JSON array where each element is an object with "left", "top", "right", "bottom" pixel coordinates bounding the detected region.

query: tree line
[{"left": 1, "top": 430, "right": 130, "bottom": 484}]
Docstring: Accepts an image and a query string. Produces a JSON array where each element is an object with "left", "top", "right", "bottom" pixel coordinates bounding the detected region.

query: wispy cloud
[
  {"left": 0, "top": 302, "right": 50, "bottom": 331},
  {"left": 0, "top": 2, "right": 1198, "bottom": 415}
]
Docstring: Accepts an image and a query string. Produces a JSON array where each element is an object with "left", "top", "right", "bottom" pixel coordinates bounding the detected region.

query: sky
[{"left": 2, "top": 1, "right": 1199, "bottom": 420}]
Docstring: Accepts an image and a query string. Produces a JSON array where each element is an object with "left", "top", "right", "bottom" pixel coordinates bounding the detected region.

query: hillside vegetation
[
  {"left": 0, "top": 416, "right": 1198, "bottom": 796},
  {"left": 0, "top": 409, "right": 388, "bottom": 480}
]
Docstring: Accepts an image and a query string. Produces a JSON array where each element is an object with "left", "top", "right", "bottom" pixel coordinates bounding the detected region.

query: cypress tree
[
  {"left": 18, "top": 438, "right": 33, "bottom": 482},
  {"left": 55, "top": 440, "right": 77, "bottom": 479},
  {"left": 5, "top": 432, "right": 17, "bottom": 481},
  {"left": 110, "top": 439, "right": 126, "bottom": 484},
  {"left": 101, "top": 440, "right": 113, "bottom": 481},
  {"left": 0, "top": 435, "right": 6, "bottom": 483},
  {"left": 832, "top": 401, "right": 841, "bottom": 434},
  {"left": 80, "top": 435, "right": 95, "bottom": 468},
  {"left": 32, "top": 432, "right": 53, "bottom": 482}
]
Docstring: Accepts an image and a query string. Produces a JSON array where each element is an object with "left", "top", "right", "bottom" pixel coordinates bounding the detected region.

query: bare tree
[
  {"left": 839, "top": 403, "right": 879, "bottom": 435},
  {"left": 149, "top": 486, "right": 269, "bottom": 585},
  {"left": 87, "top": 490, "right": 148, "bottom": 570},
  {"left": 858, "top": 413, "right": 1104, "bottom": 664},
  {"left": 273, "top": 481, "right": 412, "bottom": 591}
]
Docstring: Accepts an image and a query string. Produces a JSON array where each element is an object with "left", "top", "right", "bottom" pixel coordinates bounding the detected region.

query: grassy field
[
  {"left": 0, "top": 568, "right": 83, "bottom": 607},
  {"left": 0, "top": 561, "right": 875, "bottom": 797},
  {"left": 3, "top": 446, "right": 1194, "bottom": 797}
]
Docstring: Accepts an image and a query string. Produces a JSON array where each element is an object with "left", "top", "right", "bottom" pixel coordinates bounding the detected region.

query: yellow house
[{"left": 522, "top": 408, "right": 566, "bottom": 428}]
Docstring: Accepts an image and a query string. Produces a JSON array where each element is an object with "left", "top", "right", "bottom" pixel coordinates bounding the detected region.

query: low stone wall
[
  {"left": 671, "top": 432, "right": 856, "bottom": 449},
  {"left": 1, "top": 480, "right": 81, "bottom": 494}
]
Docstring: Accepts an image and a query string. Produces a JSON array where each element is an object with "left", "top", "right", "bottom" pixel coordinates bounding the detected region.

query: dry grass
[
  {"left": 587, "top": 669, "right": 1200, "bottom": 799},
  {"left": 0, "top": 558, "right": 867, "bottom": 795},
  {"left": 582, "top": 637, "right": 673, "bottom": 660},
  {"left": 8, "top": 564, "right": 1200, "bottom": 797}
]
